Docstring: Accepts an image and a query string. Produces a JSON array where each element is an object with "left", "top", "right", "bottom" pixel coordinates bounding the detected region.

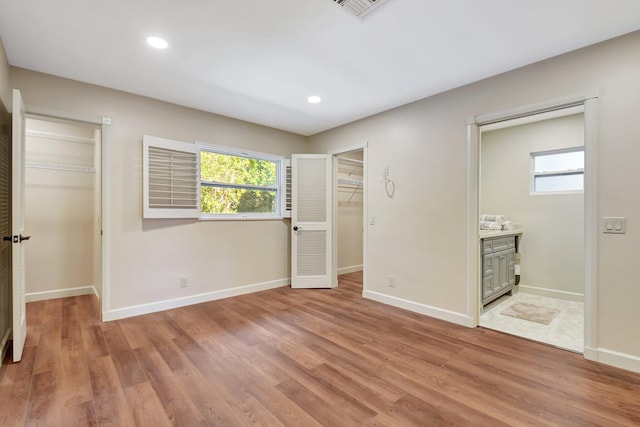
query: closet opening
[
  {"left": 24, "top": 115, "right": 102, "bottom": 306},
  {"left": 332, "top": 147, "right": 366, "bottom": 292}
]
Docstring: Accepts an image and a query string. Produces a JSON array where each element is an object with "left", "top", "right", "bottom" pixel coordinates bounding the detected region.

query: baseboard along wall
[
  {"left": 26, "top": 285, "right": 99, "bottom": 303},
  {"left": 363, "top": 290, "right": 475, "bottom": 328},
  {"left": 338, "top": 265, "right": 363, "bottom": 275},
  {"left": 518, "top": 285, "right": 584, "bottom": 302},
  {"left": 102, "top": 278, "right": 290, "bottom": 322}
]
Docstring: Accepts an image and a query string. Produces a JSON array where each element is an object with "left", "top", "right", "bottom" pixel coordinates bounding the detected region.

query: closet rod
[
  {"left": 26, "top": 161, "right": 95, "bottom": 174},
  {"left": 26, "top": 129, "right": 96, "bottom": 145},
  {"left": 336, "top": 157, "right": 363, "bottom": 165},
  {"left": 337, "top": 178, "right": 363, "bottom": 187}
]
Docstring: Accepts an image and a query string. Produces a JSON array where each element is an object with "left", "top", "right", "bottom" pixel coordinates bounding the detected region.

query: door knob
[
  {"left": 293, "top": 226, "right": 301, "bottom": 231},
  {"left": 19, "top": 234, "right": 31, "bottom": 242}
]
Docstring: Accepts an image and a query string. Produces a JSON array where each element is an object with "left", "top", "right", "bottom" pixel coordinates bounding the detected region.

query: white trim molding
[
  {"left": 364, "top": 290, "right": 475, "bottom": 328},
  {"left": 584, "top": 347, "right": 640, "bottom": 374},
  {"left": 102, "top": 278, "right": 290, "bottom": 322},
  {"left": 26, "top": 285, "right": 99, "bottom": 303},
  {"left": 466, "top": 92, "right": 599, "bottom": 363},
  {"left": 518, "top": 285, "right": 584, "bottom": 302},
  {"left": 338, "top": 264, "right": 363, "bottom": 275}
]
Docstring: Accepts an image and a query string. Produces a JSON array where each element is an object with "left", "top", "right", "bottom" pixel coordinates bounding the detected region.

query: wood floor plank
[
  {"left": 101, "top": 323, "right": 148, "bottom": 388},
  {"left": 25, "top": 370, "right": 63, "bottom": 426},
  {"left": 87, "top": 355, "right": 137, "bottom": 426},
  {"left": 80, "top": 324, "right": 109, "bottom": 361},
  {"left": 125, "top": 381, "right": 174, "bottom": 427},
  {"left": 32, "top": 322, "right": 62, "bottom": 375},
  {"left": 3, "top": 270, "right": 640, "bottom": 426},
  {"left": 276, "top": 377, "right": 363, "bottom": 427},
  {"left": 133, "top": 344, "right": 209, "bottom": 426},
  {"left": 0, "top": 345, "right": 37, "bottom": 426}
]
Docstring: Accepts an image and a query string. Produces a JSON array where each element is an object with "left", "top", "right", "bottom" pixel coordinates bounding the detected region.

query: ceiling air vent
[{"left": 333, "top": 0, "right": 389, "bottom": 17}]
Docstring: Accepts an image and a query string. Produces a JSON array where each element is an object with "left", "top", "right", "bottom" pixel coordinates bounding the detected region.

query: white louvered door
[
  {"left": 291, "top": 154, "right": 333, "bottom": 288},
  {"left": 11, "top": 89, "right": 27, "bottom": 362}
]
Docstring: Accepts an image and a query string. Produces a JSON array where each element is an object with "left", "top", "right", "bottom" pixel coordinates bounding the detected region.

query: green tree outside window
[{"left": 200, "top": 151, "right": 278, "bottom": 214}]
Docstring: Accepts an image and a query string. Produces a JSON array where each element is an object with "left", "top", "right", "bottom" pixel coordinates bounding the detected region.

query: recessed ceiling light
[
  {"left": 146, "top": 36, "right": 168, "bottom": 50},
  {"left": 307, "top": 96, "right": 322, "bottom": 104}
]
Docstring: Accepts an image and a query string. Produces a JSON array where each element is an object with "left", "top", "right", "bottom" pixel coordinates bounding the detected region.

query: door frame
[
  {"left": 22, "top": 105, "right": 110, "bottom": 322},
  {"left": 329, "top": 142, "right": 368, "bottom": 293},
  {"left": 465, "top": 92, "right": 599, "bottom": 360}
]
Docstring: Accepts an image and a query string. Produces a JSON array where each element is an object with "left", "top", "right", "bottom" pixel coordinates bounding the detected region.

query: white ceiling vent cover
[{"left": 333, "top": 0, "right": 389, "bottom": 17}]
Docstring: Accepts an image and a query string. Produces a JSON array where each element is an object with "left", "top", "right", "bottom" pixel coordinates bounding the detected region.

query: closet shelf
[
  {"left": 26, "top": 129, "right": 96, "bottom": 145},
  {"left": 26, "top": 161, "right": 95, "bottom": 173}
]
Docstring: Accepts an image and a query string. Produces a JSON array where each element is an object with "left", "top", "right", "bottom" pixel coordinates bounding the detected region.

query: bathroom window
[{"left": 531, "top": 147, "right": 584, "bottom": 193}]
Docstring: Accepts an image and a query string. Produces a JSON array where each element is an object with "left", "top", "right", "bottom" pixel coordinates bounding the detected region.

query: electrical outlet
[
  {"left": 387, "top": 275, "right": 396, "bottom": 287},
  {"left": 179, "top": 276, "right": 189, "bottom": 288}
]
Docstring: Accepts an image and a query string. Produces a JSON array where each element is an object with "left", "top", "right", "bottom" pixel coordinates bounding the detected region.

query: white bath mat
[{"left": 501, "top": 302, "right": 560, "bottom": 325}]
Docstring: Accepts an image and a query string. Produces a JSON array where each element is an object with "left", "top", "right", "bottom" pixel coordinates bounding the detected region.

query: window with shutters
[
  {"left": 143, "top": 135, "right": 290, "bottom": 219},
  {"left": 143, "top": 135, "right": 199, "bottom": 218}
]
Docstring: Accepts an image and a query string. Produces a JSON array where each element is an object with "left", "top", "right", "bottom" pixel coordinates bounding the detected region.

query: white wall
[
  {"left": 0, "top": 37, "right": 10, "bottom": 110},
  {"left": 337, "top": 151, "right": 363, "bottom": 273},
  {"left": 10, "top": 67, "right": 309, "bottom": 318},
  {"left": 481, "top": 114, "right": 584, "bottom": 298},
  {"left": 309, "top": 31, "right": 640, "bottom": 366},
  {"left": 25, "top": 118, "right": 97, "bottom": 296}
]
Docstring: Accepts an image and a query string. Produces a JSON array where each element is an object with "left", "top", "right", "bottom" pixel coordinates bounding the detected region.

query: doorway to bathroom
[{"left": 477, "top": 106, "right": 585, "bottom": 353}]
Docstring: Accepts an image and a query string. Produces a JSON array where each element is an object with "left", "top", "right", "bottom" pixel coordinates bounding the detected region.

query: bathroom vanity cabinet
[{"left": 481, "top": 235, "right": 517, "bottom": 305}]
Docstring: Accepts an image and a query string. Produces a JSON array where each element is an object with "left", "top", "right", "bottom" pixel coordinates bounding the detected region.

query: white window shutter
[
  {"left": 281, "top": 158, "right": 292, "bottom": 218},
  {"left": 143, "top": 135, "right": 199, "bottom": 218}
]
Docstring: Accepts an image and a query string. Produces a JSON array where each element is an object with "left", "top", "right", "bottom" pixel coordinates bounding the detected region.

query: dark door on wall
[{"left": 0, "top": 100, "right": 11, "bottom": 361}]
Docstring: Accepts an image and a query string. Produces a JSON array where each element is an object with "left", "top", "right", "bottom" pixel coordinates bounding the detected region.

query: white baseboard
[
  {"left": 103, "top": 278, "right": 290, "bottom": 322},
  {"left": 363, "top": 290, "right": 474, "bottom": 328},
  {"left": 518, "top": 285, "right": 584, "bottom": 302},
  {"left": 583, "top": 346, "right": 640, "bottom": 373},
  {"left": 26, "top": 285, "right": 98, "bottom": 303},
  {"left": 338, "top": 265, "right": 363, "bottom": 275}
]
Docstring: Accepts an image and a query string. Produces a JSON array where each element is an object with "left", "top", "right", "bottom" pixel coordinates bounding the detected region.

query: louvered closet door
[
  {"left": 12, "top": 89, "right": 27, "bottom": 362},
  {"left": 291, "top": 154, "right": 333, "bottom": 288}
]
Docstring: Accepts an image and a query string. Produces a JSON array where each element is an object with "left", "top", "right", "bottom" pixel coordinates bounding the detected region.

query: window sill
[{"left": 199, "top": 214, "right": 285, "bottom": 221}]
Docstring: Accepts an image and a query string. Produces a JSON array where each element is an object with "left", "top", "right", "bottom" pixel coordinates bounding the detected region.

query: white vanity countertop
[{"left": 479, "top": 225, "right": 523, "bottom": 239}]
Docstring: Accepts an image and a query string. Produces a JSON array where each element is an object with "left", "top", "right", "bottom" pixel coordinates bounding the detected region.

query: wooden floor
[{"left": 1, "top": 272, "right": 640, "bottom": 426}]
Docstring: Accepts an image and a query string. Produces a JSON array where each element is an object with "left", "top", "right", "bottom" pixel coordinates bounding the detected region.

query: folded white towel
[
  {"left": 480, "top": 221, "right": 503, "bottom": 230},
  {"left": 502, "top": 221, "right": 515, "bottom": 230},
  {"left": 480, "top": 214, "right": 507, "bottom": 224}
]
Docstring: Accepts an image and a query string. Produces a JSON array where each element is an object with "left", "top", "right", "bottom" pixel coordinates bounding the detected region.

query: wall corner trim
[
  {"left": 102, "top": 278, "right": 290, "bottom": 322},
  {"left": 363, "top": 290, "right": 475, "bottom": 328}
]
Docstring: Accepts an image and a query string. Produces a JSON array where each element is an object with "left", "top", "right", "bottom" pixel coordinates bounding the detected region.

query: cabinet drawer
[
  {"left": 482, "top": 236, "right": 515, "bottom": 254},
  {"left": 492, "top": 237, "right": 511, "bottom": 252}
]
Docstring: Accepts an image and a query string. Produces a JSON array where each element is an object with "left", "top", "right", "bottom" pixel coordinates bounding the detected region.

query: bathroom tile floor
[{"left": 479, "top": 290, "right": 584, "bottom": 353}]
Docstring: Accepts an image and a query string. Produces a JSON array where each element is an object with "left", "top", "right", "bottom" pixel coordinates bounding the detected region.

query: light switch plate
[{"left": 603, "top": 217, "right": 626, "bottom": 234}]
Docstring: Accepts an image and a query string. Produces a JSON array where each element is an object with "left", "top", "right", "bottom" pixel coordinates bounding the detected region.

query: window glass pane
[
  {"left": 534, "top": 174, "right": 583, "bottom": 192},
  {"left": 534, "top": 150, "right": 583, "bottom": 173},
  {"left": 201, "top": 187, "right": 276, "bottom": 214},
  {"left": 201, "top": 151, "right": 276, "bottom": 186}
]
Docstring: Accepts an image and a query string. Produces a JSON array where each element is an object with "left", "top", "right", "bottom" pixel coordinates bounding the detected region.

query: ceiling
[{"left": 1, "top": 0, "right": 640, "bottom": 136}]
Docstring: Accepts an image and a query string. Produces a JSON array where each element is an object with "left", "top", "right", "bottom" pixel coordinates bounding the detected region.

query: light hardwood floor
[{"left": 1, "top": 271, "right": 639, "bottom": 426}]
